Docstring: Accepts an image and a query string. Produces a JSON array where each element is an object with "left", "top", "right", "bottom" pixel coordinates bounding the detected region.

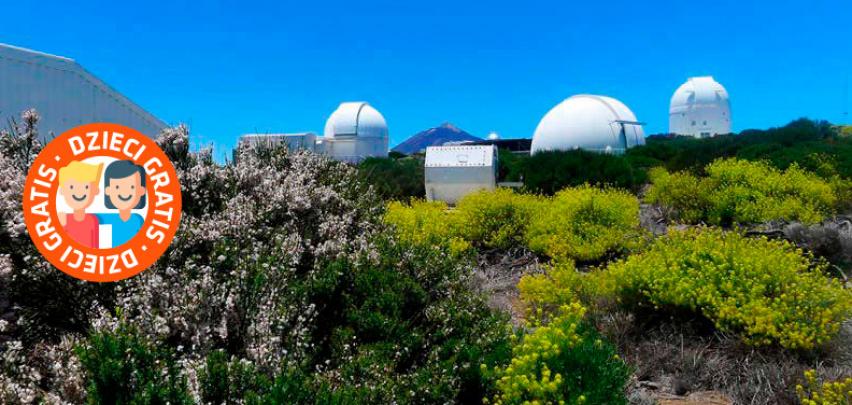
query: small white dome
[
  {"left": 323, "top": 102, "right": 388, "bottom": 139},
  {"left": 487, "top": 131, "right": 500, "bottom": 140},
  {"left": 531, "top": 94, "right": 645, "bottom": 155},
  {"left": 669, "top": 76, "right": 731, "bottom": 138}
]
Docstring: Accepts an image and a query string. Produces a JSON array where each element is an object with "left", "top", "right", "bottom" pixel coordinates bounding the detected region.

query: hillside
[{"left": 391, "top": 122, "right": 481, "bottom": 155}]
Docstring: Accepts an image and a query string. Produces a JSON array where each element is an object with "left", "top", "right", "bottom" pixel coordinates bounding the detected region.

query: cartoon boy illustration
[
  {"left": 57, "top": 161, "right": 103, "bottom": 248},
  {"left": 96, "top": 160, "right": 147, "bottom": 248}
]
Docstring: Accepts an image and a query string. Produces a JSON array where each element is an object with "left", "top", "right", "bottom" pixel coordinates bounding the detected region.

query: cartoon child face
[
  {"left": 104, "top": 171, "right": 146, "bottom": 211},
  {"left": 59, "top": 179, "right": 100, "bottom": 210}
]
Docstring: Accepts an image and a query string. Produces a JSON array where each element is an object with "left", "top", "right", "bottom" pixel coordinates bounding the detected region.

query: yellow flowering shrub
[
  {"left": 385, "top": 186, "right": 642, "bottom": 262},
  {"left": 525, "top": 186, "right": 642, "bottom": 262},
  {"left": 607, "top": 228, "right": 852, "bottom": 349},
  {"left": 455, "top": 188, "right": 542, "bottom": 249},
  {"left": 646, "top": 158, "right": 837, "bottom": 225},
  {"left": 384, "top": 199, "right": 471, "bottom": 255},
  {"left": 518, "top": 261, "right": 617, "bottom": 318},
  {"left": 796, "top": 369, "right": 852, "bottom": 405},
  {"left": 484, "top": 303, "right": 629, "bottom": 405}
]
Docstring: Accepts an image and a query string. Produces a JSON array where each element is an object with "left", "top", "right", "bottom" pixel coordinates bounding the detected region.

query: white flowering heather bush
[{"left": 0, "top": 112, "right": 514, "bottom": 403}]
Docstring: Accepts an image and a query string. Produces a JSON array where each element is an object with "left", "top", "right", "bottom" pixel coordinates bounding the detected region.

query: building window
[
  {"left": 703, "top": 120, "right": 707, "bottom": 125},
  {"left": 691, "top": 120, "right": 696, "bottom": 126}
]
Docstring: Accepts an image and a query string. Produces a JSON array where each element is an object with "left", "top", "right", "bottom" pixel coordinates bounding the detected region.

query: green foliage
[
  {"left": 606, "top": 228, "right": 852, "bottom": 349},
  {"left": 485, "top": 303, "right": 630, "bottom": 405},
  {"left": 519, "top": 150, "right": 646, "bottom": 194},
  {"left": 630, "top": 119, "right": 852, "bottom": 179},
  {"left": 75, "top": 323, "right": 192, "bottom": 405},
  {"left": 525, "top": 186, "right": 642, "bottom": 262},
  {"left": 647, "top": 158, "right": 838, "bottom": 225},
  {"left": 357, "top": 156, "right": 425, "bottom": 202}
]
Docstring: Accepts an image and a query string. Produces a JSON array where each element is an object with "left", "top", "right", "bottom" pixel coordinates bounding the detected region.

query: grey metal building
[
  {"left": 0, "top": 43, "right": 166, "bottom": 139},
  {"left": 425, "top": 145, "right": 498, "bottom": 205}
]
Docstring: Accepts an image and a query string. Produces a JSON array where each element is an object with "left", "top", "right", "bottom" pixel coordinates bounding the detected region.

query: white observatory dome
[
  {"left": 322, "top": 101, "right": 389, "bottom": 163},
  {"left": 669, "top": 76, "right": 731, "bottom": 138},
  {"left": 531, "top": 94, "right": 645, "bottom": 155},
  {"left": 487, "top": 131, "right": 500, "bottom": 140},
  {"left": 323, "top": 101, "right": 388, "bottom": 139}
]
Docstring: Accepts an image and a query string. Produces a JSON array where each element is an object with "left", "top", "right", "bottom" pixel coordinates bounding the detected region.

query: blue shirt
[{"left": 95, "top": 213, "right": 144, "bottom": 248}]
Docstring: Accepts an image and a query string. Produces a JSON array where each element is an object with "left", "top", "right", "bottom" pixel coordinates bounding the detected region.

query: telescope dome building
[
  {"left": 322, "top": 101, "right": 389, "bottom": 163},
  {"left": 530, "top": 94, "right": 645, "bottom": 155},
  {"left": 669, "top": 76, "right": 731, "bottom": 138}
]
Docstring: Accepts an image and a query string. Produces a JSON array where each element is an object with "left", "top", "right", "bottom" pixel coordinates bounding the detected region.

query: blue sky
[{"left": 5, "top": 0, "right": 851, "bottom": 159}]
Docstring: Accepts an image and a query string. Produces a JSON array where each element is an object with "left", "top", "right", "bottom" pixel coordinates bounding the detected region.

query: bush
[
  {"left": 485, "top": 303, "right": 630, "bottom": 405},
  {"left": 647, "top": 158, "right": 838, "bottom": 225},
  {"left": 525, "top": 186, "right": 642, "bottom": 262},
  {"left": 521, "top": 150, "right": 645, "bottom": 195},
  {"left": 796, "top": 369, "right": 852, "bottom": 405},
  {"left": 606, "top": 228, "right": 852, "bottom": 349},
  {"left": 456, "top": 188, "right": 541, "bottom": 250},
  {"left": 384, "top": 199, "right": 472, "bottom": 255},
  {"left": 75, "top": 322, "right": 192, "bottom": 404},
  {"left": 386, "top": 186, "right": 643, "bottom": 262},
  {"left": 357, "top": 156, "right": 425, "bottom": 202}
]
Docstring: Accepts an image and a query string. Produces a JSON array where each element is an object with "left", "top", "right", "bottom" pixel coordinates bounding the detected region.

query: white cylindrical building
[
  {"left": 322, "top": 101, "right": 388, "bottom": 163},
  {"left": 530, "top": 94, "right": 645, "bottom": 155},
  {"left": 669, "top": 76, "right": 731, "bottom": 138}
]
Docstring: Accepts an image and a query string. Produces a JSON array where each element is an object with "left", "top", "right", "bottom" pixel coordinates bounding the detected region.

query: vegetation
[
  {"left": 647, "top": 158, "right": 839, "bottom": 225},
  {"left": 522, "top": 228, "right": 852, "bottom": 350},
  {"left": 385, "top": 186, "right": 642, "bottom": 263},
  {"left": 357, "top": 155, "right": 424, "bottom": 202},
  {"left": 796, "top": 369, "right": 852, "bottom": 405},
  {"left": 513, "top": 150, "right": 646, "bottom": 194},
  {"left": 75, "top": 322, "right": 192, "bottom": 405},
  {"left": 485, "top": 303, "right": 630, "bottom": 405}
]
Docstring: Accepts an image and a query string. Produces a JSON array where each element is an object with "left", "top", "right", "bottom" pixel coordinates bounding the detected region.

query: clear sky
[{"left": 5, "top": 0, "right": 851, "bottom": 159}]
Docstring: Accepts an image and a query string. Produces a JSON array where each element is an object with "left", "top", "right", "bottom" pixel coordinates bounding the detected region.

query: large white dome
[
  {"left": 323, "top": 101, "right": 388, "bottom": 139},
  {"left": 669, "top": 76, "right": 731, "bottom": 138},
  {"left": 531, "top": 94, "right": 645, "bottom": 155}
]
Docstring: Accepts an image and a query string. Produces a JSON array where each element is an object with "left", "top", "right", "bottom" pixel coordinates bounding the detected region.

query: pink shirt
[{"left": 64, "top": 214, "right": 99, "bottom": 248}]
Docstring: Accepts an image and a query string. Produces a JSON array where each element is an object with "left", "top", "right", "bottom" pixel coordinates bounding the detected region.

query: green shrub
[
  {"left": 796, "top": 369, "right": 852, "bottom": 405},
  {"left": 606, "top": 228, "right": 852, "bottom": 349},
  {"left": 358, "top": 156, "right": 425, "bottom": 202},
  {"left": 75, "top": 323, "right": 192, "bottom": 405},
  {"left": 456, "top": 188, "right": 541, "bottom": 249},
  {"left": 521, "top": 150, "right": 645, "bottom": 195},
  {"left": 485, "top": 303, "right": 630, "bottom": 405},
  {"left": 647, "top": 158, "right": 838, "bottom": 225},
  {"left": 525, "top": 186, "right": 642, "bottom": 262}
]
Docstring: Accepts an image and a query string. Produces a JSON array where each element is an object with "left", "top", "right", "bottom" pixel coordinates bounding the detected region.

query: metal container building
[
  {"left": 425, "top": 145, "right": 498, "bottom": 205},
  {"left": 0, "top": 43, "right": 166, "bottom": 139}
]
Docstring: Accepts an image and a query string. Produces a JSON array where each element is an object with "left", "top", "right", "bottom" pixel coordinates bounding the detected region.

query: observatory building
[
  {"left": 0, "top": 43, "right": 166, "bottom": 139},
  {"left": 531, "top": 94, "right": 645, "bottom": 155},
  {"left": 322, "top": 102, "right": 389, "bottom": 163},
  {"left": 425, "top": 145, "right": 498, "bottom": 205},
  {"left": 669, "top": 76, "right": 731, "bottom": 138}
]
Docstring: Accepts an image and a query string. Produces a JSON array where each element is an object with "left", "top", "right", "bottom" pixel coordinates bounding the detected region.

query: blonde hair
[{"left": 58, "top": 160, "right": 103, "bottom": 184}]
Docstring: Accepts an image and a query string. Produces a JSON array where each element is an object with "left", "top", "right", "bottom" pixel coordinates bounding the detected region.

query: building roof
[
  {"left": 531, "top": 94, "right": 645, "bottom": 154},
  {"left": 323, "top": 101, "right": 388, "bottom": 139},
  {"left": 425, "top": 145, "right": 496, "bottom": 168}
]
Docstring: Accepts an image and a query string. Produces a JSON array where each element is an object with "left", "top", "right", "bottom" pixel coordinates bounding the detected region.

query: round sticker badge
[{"left": 23, "top": 123, "right": 182, "bottom": 282}]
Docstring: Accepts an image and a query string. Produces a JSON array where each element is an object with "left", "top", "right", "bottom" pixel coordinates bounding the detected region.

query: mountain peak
[{"left": 392, "top": 123, "right": 482, "bottom": 155}]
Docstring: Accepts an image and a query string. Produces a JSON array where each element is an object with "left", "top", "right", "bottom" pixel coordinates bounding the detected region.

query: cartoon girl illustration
[
  {"left": 96, "top": 160, "right": 147, "bottom": 248},
  {"left": 57, "top": 161, "right": 103, "bottom": 248}
]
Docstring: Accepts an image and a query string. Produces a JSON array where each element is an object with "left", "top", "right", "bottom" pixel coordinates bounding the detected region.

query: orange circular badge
[{"left": 23, "top": 123, "right": 182, "bottom": 282}]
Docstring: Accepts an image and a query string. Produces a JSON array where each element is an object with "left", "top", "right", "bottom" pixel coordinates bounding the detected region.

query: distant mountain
[{"left": 392, "top": 122, "right": 482, "bottom": 155}]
